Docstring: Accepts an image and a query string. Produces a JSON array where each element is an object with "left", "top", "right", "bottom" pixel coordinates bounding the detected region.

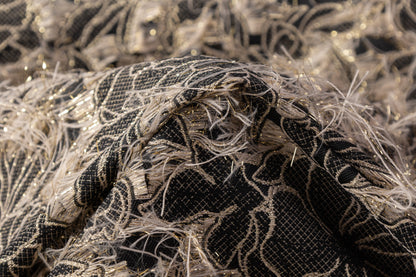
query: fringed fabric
[{"left": 0, "top": 0, "right": 415, "bottom": 276}]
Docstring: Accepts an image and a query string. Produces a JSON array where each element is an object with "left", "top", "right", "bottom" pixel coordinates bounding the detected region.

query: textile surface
[{"left": 0, "top": 0, "right": 415, "bottom": 276}]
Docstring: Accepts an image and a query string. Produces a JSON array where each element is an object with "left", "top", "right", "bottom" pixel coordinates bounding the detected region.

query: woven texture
[{"left": 0, "top": 0, "right": 415, "bottom": 276}]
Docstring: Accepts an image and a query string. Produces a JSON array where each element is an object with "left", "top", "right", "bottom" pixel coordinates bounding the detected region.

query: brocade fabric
[{"left": 0, "top": 0, "right": 415, "bottom": 276}]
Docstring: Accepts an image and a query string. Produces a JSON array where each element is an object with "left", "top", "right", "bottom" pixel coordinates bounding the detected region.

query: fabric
[{"left": 0, "top": 0, "right": 415, "bottom": 276}]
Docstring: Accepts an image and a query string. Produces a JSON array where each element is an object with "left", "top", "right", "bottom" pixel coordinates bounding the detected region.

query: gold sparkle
[{"left": 149, "top": 29, "right": 156, "bottom": 36}]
